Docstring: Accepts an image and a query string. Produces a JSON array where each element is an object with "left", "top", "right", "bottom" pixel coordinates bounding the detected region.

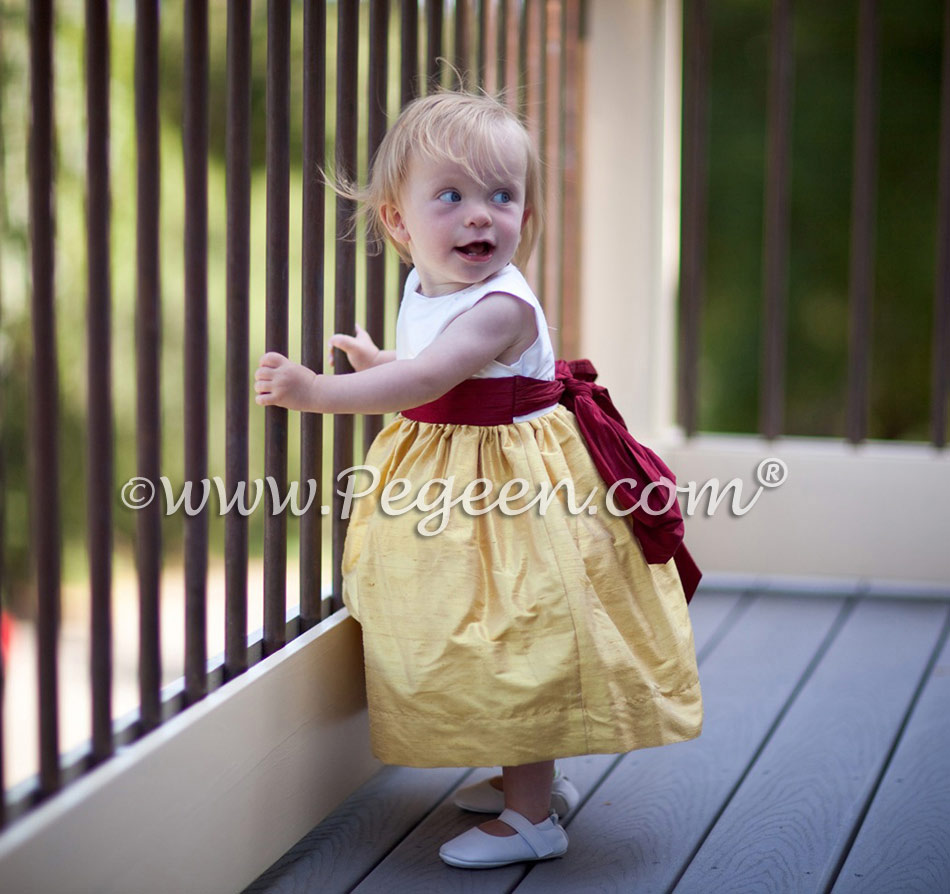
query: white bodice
[{"left": 395, "top": 264, "right": 556, "bottom": 382}]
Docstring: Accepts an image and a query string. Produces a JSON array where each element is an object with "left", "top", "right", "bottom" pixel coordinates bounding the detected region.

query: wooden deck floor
[{"left": 243, "top": 590, "right": 950, "bottom": 894}]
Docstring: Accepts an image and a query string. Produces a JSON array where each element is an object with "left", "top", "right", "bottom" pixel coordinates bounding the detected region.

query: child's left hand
[
  {"left": 254, "top": 352, "right": 321, "bottom": 411},
  {"left": 329, "top": 323, "right": 383, "bottom": 371}
]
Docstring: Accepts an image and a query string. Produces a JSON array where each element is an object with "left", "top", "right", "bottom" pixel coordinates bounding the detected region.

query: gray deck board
[
  {"left": 240, "top": 766, "right": 473, "bottom": 894},
  {"left": 680, "top": 590, "right": 747, "bottom": 660},
  {"left": 242, "top": 591, "right": 950, "bottom": 894},
  {"left": 675, "top": 599, "right": 949, "bottom": 893},
  {"left": 514, "top": 594, "right": 845, "bottom": 893},
  {"left": 832, "top": 614, "right": 950, "bottom": 894}
]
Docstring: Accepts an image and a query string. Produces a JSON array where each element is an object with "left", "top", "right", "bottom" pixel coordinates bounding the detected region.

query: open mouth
[{"left": 456, "top": 241, "right": 494, "bottom": 260}]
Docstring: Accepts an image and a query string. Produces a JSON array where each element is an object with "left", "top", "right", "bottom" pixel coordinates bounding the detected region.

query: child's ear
[
  {"left": 380, "top": 203, "right": 410, "bottom": 244},
  {"left": 521, "top": 207, "right": 532, "bottom": 230}
]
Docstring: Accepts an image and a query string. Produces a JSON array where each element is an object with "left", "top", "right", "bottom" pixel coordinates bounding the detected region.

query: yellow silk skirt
[{"left": 341, "top": 404, "right": 702, "bottom": 768}]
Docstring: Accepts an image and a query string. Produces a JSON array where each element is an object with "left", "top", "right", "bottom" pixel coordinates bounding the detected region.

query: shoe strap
[{"left": 498, "top": 809, "right": 557, "bottom": 858}]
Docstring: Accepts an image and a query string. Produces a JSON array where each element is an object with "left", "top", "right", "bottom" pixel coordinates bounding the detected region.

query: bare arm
[{"left": 254, "top": 293, "right": 535, "bottom": 414}]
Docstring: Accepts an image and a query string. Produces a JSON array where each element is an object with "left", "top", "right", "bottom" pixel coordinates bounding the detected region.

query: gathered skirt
[{"left": 341, "top": 404, "right": 702, "bottom": 767}]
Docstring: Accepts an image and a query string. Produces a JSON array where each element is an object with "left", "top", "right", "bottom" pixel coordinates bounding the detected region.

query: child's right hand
[
  {"left": 254, "top": 352, "right": 321, "bottom": 411},
  {"left": 328, "top": 324, "right": 383, "bottom": 372}
]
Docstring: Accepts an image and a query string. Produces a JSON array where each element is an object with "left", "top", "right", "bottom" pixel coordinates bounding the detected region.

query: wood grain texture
[
  {"left": 675, "top": 599, "right": 949, "bottom": 894},
  {"left": 514, "top": 595, "right": 845, "bottom": 893},
  {"left": 687, "top": 590, "right": 747, "bottom": 659},
  {"left": 832, "top": 616, "right": 950, "bottom": 894},
  {"left": 241, "top": 765, "right": 472, "bottom": 894}
]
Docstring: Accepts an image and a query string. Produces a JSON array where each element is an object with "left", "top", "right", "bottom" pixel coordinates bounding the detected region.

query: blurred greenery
[{"left": 699, "top": 0, "right": 944, "bottom": 440}]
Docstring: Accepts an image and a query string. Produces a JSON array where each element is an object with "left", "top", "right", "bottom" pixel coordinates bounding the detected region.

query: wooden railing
[{"left": 0, "top": 0, "right": 584, "bottom": 832}]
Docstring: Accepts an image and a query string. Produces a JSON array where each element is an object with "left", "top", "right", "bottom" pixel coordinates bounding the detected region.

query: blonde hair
[{"left": 340, "top": 89, "right": 543, "bottom": 270}]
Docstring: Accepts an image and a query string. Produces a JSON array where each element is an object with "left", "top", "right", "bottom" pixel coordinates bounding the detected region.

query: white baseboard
[
  {"left": 662, "top": 434, "right": 950, "bottom": 587},
  {"left": 699, "top": 570, "right": 950, "bottom": 601}
]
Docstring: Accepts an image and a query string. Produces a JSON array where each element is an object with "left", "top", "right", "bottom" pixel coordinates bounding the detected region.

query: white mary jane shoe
[
  {"left": 453, "top": 769, "right": 580, "bottom": 819},
  {"left": 439, "top": 808, "right": 569, "bottom": 869}
]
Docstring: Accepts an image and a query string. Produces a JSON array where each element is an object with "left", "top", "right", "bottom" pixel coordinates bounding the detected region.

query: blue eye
[
  {"left": 492, "top": 189, "right": 512, "bottom": 204},
  {"left": 438, "top": 189, "right": 462, "bottom": 203}
]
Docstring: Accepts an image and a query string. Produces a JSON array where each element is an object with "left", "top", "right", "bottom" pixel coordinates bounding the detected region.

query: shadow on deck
[{"left": 244, "top": 589, "right": 950, "bottom": 893}]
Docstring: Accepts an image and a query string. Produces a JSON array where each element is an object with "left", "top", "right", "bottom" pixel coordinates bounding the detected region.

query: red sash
[{"left": 403, "top": 360, "right": 701, "bottom": 603}]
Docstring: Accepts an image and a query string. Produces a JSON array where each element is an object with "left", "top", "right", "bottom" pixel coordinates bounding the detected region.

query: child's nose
[{"left": 465, "top": 202, "right": 492, "bottom": 227}]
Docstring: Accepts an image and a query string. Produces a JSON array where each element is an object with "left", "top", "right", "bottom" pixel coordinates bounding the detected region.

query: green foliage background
[{"left": 699, "top": 0, "right": 944, "bottom": 439}]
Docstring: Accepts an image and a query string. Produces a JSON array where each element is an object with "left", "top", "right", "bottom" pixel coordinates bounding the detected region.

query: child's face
[{"left": 382, "top": 133, "right": 529, "bottom": 297}]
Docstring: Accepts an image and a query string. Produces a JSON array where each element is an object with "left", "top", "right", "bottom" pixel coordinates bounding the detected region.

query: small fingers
[
  {"left": 329, "top": 333, "right": 356, "bottom": 350},
  {"left": 258, "top": 351, "right": 287, "bottom": 368},
  {"left": 328, "top": 335, "right": 355, "bottom": 368},
  {"left": 255, "top": 376, "right": 283, "bottom": 406},
  {"left": 254, "top": 356, "right": 289, "bottom": 406},
  {"left": 254, "top": 364, "right": 279, "bottom": 405}
]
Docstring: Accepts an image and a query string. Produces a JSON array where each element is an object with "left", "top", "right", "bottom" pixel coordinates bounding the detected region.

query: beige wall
[{"left": 580, "top": 0, "right": 682, "bottom": 439}]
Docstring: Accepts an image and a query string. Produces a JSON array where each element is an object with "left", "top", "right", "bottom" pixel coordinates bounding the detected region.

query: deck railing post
[
  {"left": 932, "top": 0, "right": 950, "bottom": 448},
  {"left": 425, "top": 0, "right": 443, "bottom": 90},
  {"left": 134, "top": 0, "right": 163, "bottom": 734},
  {"left": 543, "top": 0, "right": 563, "bottom": 347},
  {"left": 331, "top": 0, "right": 359, "bottom": 611},
  {"left": 846, "top": 0, "right": 880, "bottom": 445},
  {"left": 453, "top": 0, "right": 471, "bottom": 89},
  {"left": 301, "top": 0, "right": 327, "bottom": 625},
  {"left": 760, "top": 0, "right": 794, "bottom": 441},
  {"left": 85, "top": 0, "right": 114, "bottom": 762},
  {"left": 0, "top": 2, "right": 7, "bottom": 830},
  {"left": 225, "top": 0, "right": 252, "bottom": 678},
  {"left": 264, "top": 0, "right": 291, "bottom": 655},
  {"left": 363, "top": 0, "right": 389, "bottom": 455},
  {"left": 29, "top": 0, "right": 62, "bottom": 799},
  {"left": 678, "top": 0, "right": 709, "bottom": 438},
  {"left": 183, "top": 0, "right": 209, "bottom": 704}
]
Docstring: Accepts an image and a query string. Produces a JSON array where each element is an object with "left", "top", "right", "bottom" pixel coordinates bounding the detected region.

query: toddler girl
[{"left": 254, "top": 89, "right": 703, "bottom": 870}]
